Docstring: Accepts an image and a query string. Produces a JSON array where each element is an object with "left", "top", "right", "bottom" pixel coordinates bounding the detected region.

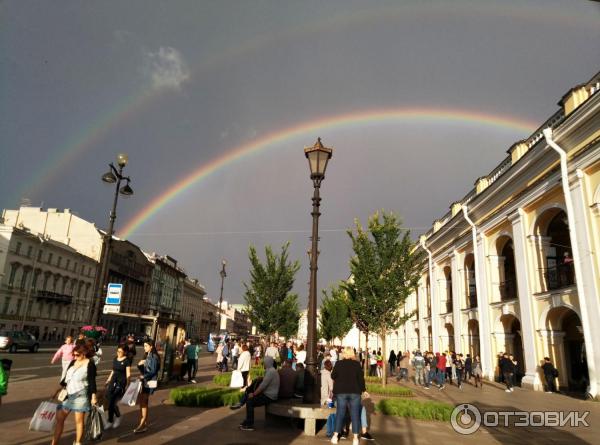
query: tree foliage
[
  {"left": 319, "top": 283, "right": 353, "bottom": 343},
  {"left": 243, "top": 243, "right": 301, "bottom": 338},
  {"left": 342, "top": 210, "right": 422, "bottom": 384}
]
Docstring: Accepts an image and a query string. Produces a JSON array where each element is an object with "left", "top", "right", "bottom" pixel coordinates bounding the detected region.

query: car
[{"left": 0, "top": 330, "right": 40, "bottom": 353}]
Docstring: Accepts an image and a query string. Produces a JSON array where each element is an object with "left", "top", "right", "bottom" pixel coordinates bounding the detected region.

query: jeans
[
  {"left": 398, "top": 368, "right": 408, "bottom": 381},
  {"left": 335, "top": 393, "right": 362, "bottom": 435},
  {"left": 427, "top": 368, "right": 436, "bottom": 387},
  {"left": 456, "top": 369, "right": 463, "bottom": 386},
  {"left": 187, "top": 359, "right": 197, "bottom": 380},
  {"left": 437, "top": 368, "right": 446, "bottom": 386},
  {"left": 389, "top": 363, "right": 396, "bottom": 375},
  {"left": 243, "top": 393, "right": 274, "bottom": 426}
]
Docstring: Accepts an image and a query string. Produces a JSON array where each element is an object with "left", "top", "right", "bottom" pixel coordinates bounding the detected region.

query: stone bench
[{"left": 265, "top": 399, "right": 335, "bottom": 435}]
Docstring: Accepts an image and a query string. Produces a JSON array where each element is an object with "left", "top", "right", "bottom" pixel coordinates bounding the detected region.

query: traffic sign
[
  {"left": 105, "top": 283, "right": 123, "bottom": 305},
  {"left": 103, "top": 305, "right": 120, "bottom": 314}
]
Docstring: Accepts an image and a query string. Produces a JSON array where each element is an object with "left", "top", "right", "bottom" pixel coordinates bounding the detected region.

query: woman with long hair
[
  {"left": 51, "top": 343, "right": 97, "bottom": 445},
  {"left": 134, "top": 340, "right": 160, "bottom": 433},
  {"left": 104, "top": 344, "right": 131, "bottom": 429}
]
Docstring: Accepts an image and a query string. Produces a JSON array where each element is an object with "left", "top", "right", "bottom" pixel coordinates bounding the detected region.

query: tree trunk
[{"left": 381, "top": 330, "right": 387, "bottom": 387}]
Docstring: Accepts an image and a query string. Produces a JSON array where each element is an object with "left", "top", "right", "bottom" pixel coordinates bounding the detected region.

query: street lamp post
[
  {"left": 304, "top": 137, "right": 332, "bottom": 404},
  {"left": 91, "top": 153, "right": 134, "bottom": 326},
  {"left": 218, "top": 260, "right": 227, "bottom": 332}
]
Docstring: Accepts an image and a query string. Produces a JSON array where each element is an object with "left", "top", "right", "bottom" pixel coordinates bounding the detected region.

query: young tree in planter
[
  {"left": 343, "top": 211, "right": 422, "bottom": 386},
  {"left": 243, "top": 243, "right": 301, "bottom": 340},
  {"left": 319, "top": 284, "right": 353, "bottom": 344}
]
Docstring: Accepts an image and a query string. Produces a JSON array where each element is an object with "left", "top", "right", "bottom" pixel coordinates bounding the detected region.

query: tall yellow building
[{"left": 398, "top": 71, "right": 600, "bottom": 398}]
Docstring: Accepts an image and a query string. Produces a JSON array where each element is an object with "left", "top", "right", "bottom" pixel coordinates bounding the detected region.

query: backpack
[
  {"left": 326, "top": 413, "right": 336, "bottom": 437},
  {"left": 552, "top": 367, "right": 559, "bottom": 378}
]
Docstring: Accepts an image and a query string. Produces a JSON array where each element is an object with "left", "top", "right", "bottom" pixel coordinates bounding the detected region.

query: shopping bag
[
  {"left": 230, "top": 370, "right": 244, "bottom": 388},
  {"left": 96, "top": 405, "right": 109, "bottom": 429},
  {"left": 29, "top": 401, "right": 58, "bottom": 432},
  {"left": 120, "top": 380, "right": 142, "bottom": 407},
  {"left": 84, "top": 406, "right": 103, "bottom": 441}
]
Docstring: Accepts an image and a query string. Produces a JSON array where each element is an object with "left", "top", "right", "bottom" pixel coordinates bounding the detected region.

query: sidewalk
[{"left": 2, "top": 354, "right": 599, "bottom": 444}]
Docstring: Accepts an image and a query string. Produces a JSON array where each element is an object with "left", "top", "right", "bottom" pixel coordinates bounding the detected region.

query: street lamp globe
[
  {"left": 304, "top": 137, "right": 332, "bottom": 180},
  {"left": 117, "top": 153, "right": 129, "bottom": 167}
]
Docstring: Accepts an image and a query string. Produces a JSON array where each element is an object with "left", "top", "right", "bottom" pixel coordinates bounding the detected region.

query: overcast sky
[{"left": 1, "top": 0, "right": 599, "bottom": 306}]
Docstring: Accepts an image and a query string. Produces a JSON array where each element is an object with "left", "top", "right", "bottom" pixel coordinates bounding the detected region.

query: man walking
[
  {"left": 185, "top": 339, "right": 200, "bottom": 383},
  {"left": 542, "top": 357, "right": 558, "bottom": 393},
  {"left": 500, "top": 353, "right": 515, "bottom": 392}
]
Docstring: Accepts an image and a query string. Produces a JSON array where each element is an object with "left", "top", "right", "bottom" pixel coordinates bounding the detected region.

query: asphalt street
[{"left": 1, "top": 345, "right": 117, "bottom": 383}]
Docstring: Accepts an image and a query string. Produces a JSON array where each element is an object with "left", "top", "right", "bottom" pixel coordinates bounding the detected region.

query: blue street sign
[{"left": 105, "top": 283, "right": 123, "bottom": 305}]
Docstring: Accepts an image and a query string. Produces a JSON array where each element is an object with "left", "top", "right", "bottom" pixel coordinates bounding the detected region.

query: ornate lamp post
[
  {"left": 218, "top": 260, "right": 227, "bottom": 331},
  {"left": 304, "top": 137, "right": 332, "bottom": 403},
  {"left": 91, "top": 153, "right": 134, "bottom": 326}
]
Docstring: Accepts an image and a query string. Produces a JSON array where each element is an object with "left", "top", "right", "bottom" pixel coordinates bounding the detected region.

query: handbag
[
  {"left": 84, "top": 406, "right": 103, "bottom": 441},
  {"left": 146, "top": 379, "right": 158, "bottom": 389},
  {"left": 57, "top": 388, "right": 68, "bottom": 402},
  {"left": 120, "top": 380, "right": 142, "bottom": 406},
  {"left": 29, "top": 401, "right": 58, "bottom": 432},
  {"left": 230, "top": 370, "right": 244, "bottom": 388}
]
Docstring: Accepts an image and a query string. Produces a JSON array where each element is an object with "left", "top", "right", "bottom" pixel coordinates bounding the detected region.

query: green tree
[
  {"left": 319, "top": 284, "right": 353, "bottom": 343},
  {"left": 243, "top": 242, "right": 301, "bottom": 339},
  {"left": 342, "top": 210, "right": 422, "bottom": 386}
]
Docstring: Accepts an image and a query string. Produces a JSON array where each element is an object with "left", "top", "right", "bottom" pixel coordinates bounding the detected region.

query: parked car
[{"left": 0, "top": 330, "right": 40, "bottom": 353}]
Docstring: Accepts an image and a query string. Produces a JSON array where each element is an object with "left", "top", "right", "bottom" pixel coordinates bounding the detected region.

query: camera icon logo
[{"left": 451, "top": 403, "right": 482, "bottom": 435}]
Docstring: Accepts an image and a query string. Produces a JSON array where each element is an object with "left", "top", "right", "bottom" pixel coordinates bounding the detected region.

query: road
[{"left": 1, "top": 346, "right": 117, "bottom": 383}]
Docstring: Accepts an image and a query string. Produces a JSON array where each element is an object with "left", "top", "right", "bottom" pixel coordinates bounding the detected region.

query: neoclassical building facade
[{"left": 393, "top": 71, "right": 600, "bottom": 398}]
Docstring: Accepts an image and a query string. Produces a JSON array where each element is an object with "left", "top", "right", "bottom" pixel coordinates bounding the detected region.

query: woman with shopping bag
[
  {"left": 133, "top": 339, "right": 160, "bottom": 434},
  {"left": 51, "top": 342, "right": 97, "bottom": 445},
  {"left": 104, "top": 344, "right": 131, "bottom": 429}
]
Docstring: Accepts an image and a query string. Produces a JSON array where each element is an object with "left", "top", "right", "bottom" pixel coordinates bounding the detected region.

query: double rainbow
[{"left": 119, "top": 107, "right": 537, "bottom": 238}]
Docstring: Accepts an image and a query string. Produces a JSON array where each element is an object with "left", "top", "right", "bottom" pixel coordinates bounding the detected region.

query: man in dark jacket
[
  {"left": 464, "top": 354, "right": 473, "bottom": 384},
  {"left": 542, "top": 357, "right": 558, "bottom": 393},
  {"left": 499, "top": 353, "right": 515, "bottom": 392}
]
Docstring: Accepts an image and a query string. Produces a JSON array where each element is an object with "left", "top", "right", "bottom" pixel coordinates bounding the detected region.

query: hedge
[
  {"left": 366, "top": 383, "right": 413, "bottom": 397},
  {"left": 170, "top": 386, "right": 243, "bottom": 407},
  {"left": 376, "top": 398, "right": 453, "bottom": 421},
  {"left": 212, "top": 366, "right": 265, "bottom": 387}
]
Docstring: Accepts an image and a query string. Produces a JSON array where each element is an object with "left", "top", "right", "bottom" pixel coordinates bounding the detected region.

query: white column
[
  {"left": 570, "top": 170, "right": 600, "bottom": 398},
  {"left": 430, "top": 265, "right": 441, "bottom": 353},
  {"left": 451, "top": 251, "right": 463, "bottom": 353},
  {"left": 509, "top": 209, "right": 543, "bottom": 390},
  {"left": 417, "top": 280, "right": 427, "bottom": 352},
  {"left": 476, "top": 234, "right": 494, "bottom": 379}
]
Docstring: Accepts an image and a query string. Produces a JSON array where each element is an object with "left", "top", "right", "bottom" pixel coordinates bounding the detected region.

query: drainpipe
[
  {"left": 462, "top": 205, "right": 492, "bottom": 379},
  {"left": 419, "top": 237, "right": 439, "bottom": 353},
  {"left": 543, "top": 128, "right": 597, "bottom": 399}
]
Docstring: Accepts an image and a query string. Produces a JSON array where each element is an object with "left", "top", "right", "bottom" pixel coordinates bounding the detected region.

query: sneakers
[
  {"left": 191, "top": 379, "right": 197, "bottom": 384},
  {"left": 352, "top": 436, "right": 359, "bottom": 445},
  {"left": 509, "top": 388, "right": 514, "bottom": 392},
  {"left": 331, "top": 435, "right": 339, "bottom": 444},
  {"left": 361, "top": 431, "right": 374, "bottom": 440},
  {"left": 230, "top": 403, "right": 242, "bottom": 410},
  {"left": 104, "top": 421, "right": 113, "bottom": 429},
  {"left": 239, "top": 424, "right": 255, "bottom": 431},
  {"left": 505, "top": 389, "right": 511, "bottom": 393},
  {"left": 133, "top": 426, "right": 147, "bottom": 434},
  {"left": 112, "top": 417, "right": 121, "bottom": 429},
  {"left": 424, "top": 386, "right": 430, "bottom": 390}
]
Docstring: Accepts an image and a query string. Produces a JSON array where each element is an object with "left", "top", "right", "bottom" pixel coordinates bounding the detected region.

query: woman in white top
[
  {"left": 237, "top": 344, "right": 252, "bottom": 387},
  {"left": 296, "top": 344, "right": 307, "bottom": 367},
  {"left": 52, "top": 343, "right": 97, "bottom": 445},
  {"left": 320, "top": 359, "right": 334, "bottom": 405}
]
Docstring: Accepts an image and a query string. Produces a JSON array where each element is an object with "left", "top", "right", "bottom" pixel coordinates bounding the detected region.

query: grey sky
[{"left": 1, "top": 1, "right": 599, "bottom": 305}]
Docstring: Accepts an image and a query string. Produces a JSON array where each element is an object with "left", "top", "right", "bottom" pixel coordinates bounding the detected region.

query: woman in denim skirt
[{"left": 51, "top": 343, "right": 97, "bottom": 445}]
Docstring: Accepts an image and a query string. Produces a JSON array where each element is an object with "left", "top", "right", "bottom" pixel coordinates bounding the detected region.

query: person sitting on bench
[{"left": 239, "top": 356, "right": 280, "bottom": 431}]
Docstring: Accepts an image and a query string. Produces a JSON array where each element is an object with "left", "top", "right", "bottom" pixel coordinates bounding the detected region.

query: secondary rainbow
[{"left": 119, "top": 107, "right": 537, "bottom": 238}]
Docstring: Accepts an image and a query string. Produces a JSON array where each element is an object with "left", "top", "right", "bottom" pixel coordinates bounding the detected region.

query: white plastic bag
[
  {"left": 29, "top": 401, "right": 58, "bottom": 432},
  {"left": 120, "top": 380, "right": 142, "bottom": 407},
  {"left": 96, "top": 405, "right": 109, "bottom": 429},
  {"left": 230, "top": 370, "right": 244, "bottom": 388}
]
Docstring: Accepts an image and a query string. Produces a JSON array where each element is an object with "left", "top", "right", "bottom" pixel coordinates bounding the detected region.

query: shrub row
[
  {"left": 170, "top": 386, "right": 243, "bottom": 407},
  {"left": 366, "top": 383, "right": 413, "bottom": 397},
  {"left": 212, "top": 366, "right": 265, "bottom": 387},
  {"left": 376, "top": 398, "right": 453, "bottom": 421}
]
